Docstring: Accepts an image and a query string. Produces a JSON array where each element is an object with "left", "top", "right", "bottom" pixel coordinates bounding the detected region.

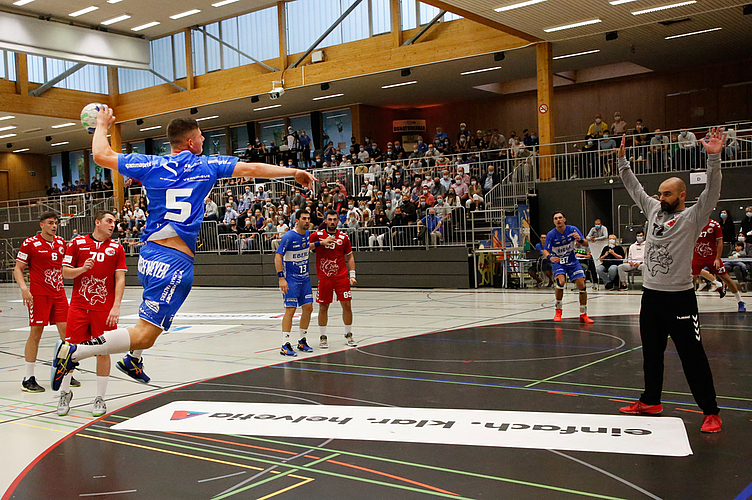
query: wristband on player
[
  {"left": 277, "top": 271, "right": 284, "bottom": 278},
  {"left": 314, "top": 241, "right": 321, "bottom": 247},
  {"left": 349, "top": 270, "right": 356, "bottom": 279}
]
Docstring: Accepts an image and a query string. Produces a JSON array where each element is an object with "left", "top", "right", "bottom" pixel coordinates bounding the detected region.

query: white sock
[
  {"left": 282, "top": 331, "right": 291, "bottom": 345},
  {"left": 25, "top": 362, "right": 35, "bottom": 380},
  {"left": 61, "top": 372, "right": 72, "bottom": 393},
  {"left": 97, "top": 376, "right": 108, "bottom": 398},
  {"left": 555, "top": 300, "right": 563, "bottom": 310},
  {"left": 580, "top": 304, "right": 587, "bottom": 314},
  {"left": 319, "top": 325, "right": 327, "bottom": 337},
  {"left": 733, "top": 291, "right": 742, "bottom": 302},
  {"left": 713, "top": 280, "right": 722, "bottom": 288},
  {"left": 298, "top": 328, "right": 307, "bottom": 340},
  {"left": 130, "top": 350, "right": 144, "bottom": 361},
  {"left": 71, "top": 329, "right": 132, "bottom": 362},
  {"left": 344, "top": 324, "right": 352, "bottom": 335}
]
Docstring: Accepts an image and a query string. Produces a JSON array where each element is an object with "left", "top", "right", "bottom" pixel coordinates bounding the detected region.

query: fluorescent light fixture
[
  {"left": 13, "top": 0, "right": 35, "bottom": 5},
  {"left": 254, "top": 105, "right": 282, "bottom": 111},
  {"left": 24, "top": 127, "right": 42, "bottom": 133},
  {"left": 69, "top": 6, "right": 99, "bottom": 17},
  {"left": 195, "top": 115, "right": 219, "bottom": 121},
  {"left": 170, "top": 9, "right": 201, "bottom": 19},
  {"left": 665, "top": 27, "right": 722, "bottom": 39},
  {"left": 140, "top": 125, "right": 162, "bottom": 131},
  {"left": 381, "top": 81, "right": 418, "bottom": 89},
  {"left": 495, "top": 0, "right": 546, "bottom": 12},
  {"left": 460, "top": 66, "right": 502, "bottom": 75},
  {"left": 212, "top": 0, "right": 240, "bottom": 6},
  {"left": 553, "top": 49, "right": 600, "bottom": 59},
  {"left": 0, "top": 133, "right": 16, "bottom": 139},
  {"left": 107, "top": 0, "right": 123, "bottom": 3},
  {"left": 51, "top": 122, "right": 76, "bottom": 129},
  {"left": 132, "top": 21, "right": 160, "bottom": 31},
  {"left": 262, "top": 124, "right": 284, "bottom": 129},
  {"left": 609, "top": 0, "right": 638, "bottom": 4},
  {"left": 0, "top": 125, "right": 16, "bottom": 132},
  {"left": 13, "top": 148, "right": 29, "bottom": 153},
  {"left": 51, "top": 141, "right": 69, "bottom": 147},
  {"left": 632, "top": 0, "right": 695, "bottom": 15},
  {"left": 313, "top": 93, "right": 344, "bottom": 101},
  {"left": 101, "top": 14, "right": 131, "bottom": 25},
  {"left": 0, "top": 115, "right": 15, "bottom": 121},
  {"left": 326, "top": 114, "right": 348, "bottom": 119},
  {"left": 544, "top": 19, "right": 601, "bottom": 32}
]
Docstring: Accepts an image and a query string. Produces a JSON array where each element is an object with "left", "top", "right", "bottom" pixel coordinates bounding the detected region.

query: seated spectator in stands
[
  {"left": 354, "top": 162, "right": 368, "bottom": 181},
  {"left": 415, "top": 136, "right": 427, "bottom": 154},
  {"left": 482, "top": 165, "right": 500, "bottom": 194},
  {"left": 719, "top": 209, "right": 736, "bottom": 253},
  {"left": 441, "top": 138, "right": 453, "bottom": 155},
  {"left": 256, "top": 184, "right": 270, "bottom": 203},
  {"left": 599, "top": 134, "right": 617, "bottom": 175},
  {"left": 368, "top": 207, "right": 389, "bottom": 250},
  {"left": 203, "top": 196, "right": 219, "bottom": 222},
  {"left": 523, "top": 129, "right": 539, "bottom": 152},
  {"left": 472, "top": 130, "right": 487, "bottom": 152},
  {"left": 239, "top": 217, "right": 259, "bottom": 252},
  {"left": 456, "top": 134, "right": 470, "bottom": 154},
  {"left": 90, "top": 176, "right": 102, "bottom": 192},
  {"left": 617, "top": 231, "right": 646, "bottom": 290},
  {"left": 489, "top": 129, "right": 507, "bottom": 155},
  {"left": 346, "top": 199, "right": 362, "bottom": 223},
  {"left": 456, "top": 165, "right": 471, "bottom": 185},
  {"left": 632, "top": 119, "right": 650, "bottom": 159},
  {"left": 357, "top": 145, "right": 369, "bottom": 163},
  {"left": 389, "top": 206, "right": 409, "bottom": 245},
  {"left": 587, "top": 113, "right": 609, "bottom": 138},
  {"left": 529, "top": 233, "right": 554, "bottom": 287},
  {"left": 725, "top": 128, "right": 739, "bottom": 160},
  {"left": 50, "top": 183, "right": 61, "bottom": 197},
  {"left": 466, "top": 177, "right": 484, "bottom": 212},
  {"left": 430, "top": 175, "right": 446, "bottom": 197},
  {"left": 425, "top": 143, "right": 440, "bottom": 165},
  {"left": 383, "top": 198, "right": 395, "bottom": 219},
  {"left": 611, "top": 112, "right": 628, "bottom": 145},
  {"left": 382, "top": 162, "right": 394, "bottom": 182},
  {"left": 676, "top": 128, "right": 698, "bottom": 169},
  {"left": 323, "top": 141, "right": 336, "bottom": 162},
  {"left": 319, "top": 187, "right": 332, "bottom": 205},
  {"left": 435, "top": 127, "right": 447, "bottom": 143},
  {"left": 418, "top": 207, "right": 443, "bottom": 246},
  {"left": 417, "top": 196, "right": 430, "bottom": 219},
  {"left": 457, "top": 123, "right": 471, "bottom": 142},
  {"left": 445, "top": 187, "right": 461, "bottom": 208},
  {"left": 452, "top": 174, "right": 469, "bottom": 205},
  {"left": 393, "top": 140, "right": 405, "bottom": 159},
  {"left": 741, "top": 206, "right": 752, "bottom": 238},
  {"left": 726, "top": 240, "right": 749, "bottom": 290},
  {"left": 253, "top": 209, "right": 265, "bottom": 230},
  {"left": 649, "top": 129, "right": 670, "bottom": 171},
  {"left": 439, "top": 169, "right": 453, "bottom": 192},
  {"left": 408, "top": 177, "right": 422, "bottom": 202},
  {"left": 597, "top": 235, "right": 625, "bottom": 289},
  {"left": 291, "top": 188, "right": 305, "bottom": 208},
  {"left": 370, "top": 142, "right": 383, "bottom": 162},
  {"left": 402, "top": 196, "right": 418, "bottom": 224},
  {"left": 219, "top": 203, "right": 239, "bottom": 234},
  {"left": 131, "top": 205, "right": 146, "bottom": 229},
  {"left": 358, "top": 199, "right": 372, "bottom": 220},
  {"left": 434, "top": 193, "right": 452, "bottom": 219},
  {"left": 420, "top": 184, "right": 435, "bottom": 206}
]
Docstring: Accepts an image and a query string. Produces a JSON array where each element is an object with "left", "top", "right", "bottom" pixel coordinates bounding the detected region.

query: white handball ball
[{"left": 81, "top": 103, "right": 102, "bottom": 134}]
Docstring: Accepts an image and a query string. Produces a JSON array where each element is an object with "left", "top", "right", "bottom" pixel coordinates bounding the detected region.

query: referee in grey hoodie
[{"left": 616, "top": 127, "right": 726, "bottom": 433}]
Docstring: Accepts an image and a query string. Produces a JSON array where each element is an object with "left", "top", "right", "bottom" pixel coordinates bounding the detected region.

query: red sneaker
[
  {"left": 700, "top": 414, "right": 722, "bottom": 433},
  {"left": 579, "top": 313, "right": 595, "bottom": 324},
  {"left": 619, "top": 401, "right": 663, "bottom": 414},
  {"left": 553, "top": 309, "right": 563, "bottom": 322}
]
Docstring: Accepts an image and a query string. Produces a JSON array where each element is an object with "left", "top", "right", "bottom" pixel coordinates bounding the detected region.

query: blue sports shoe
[
  {"left": 116, "top": 354, "right": 150, "bottom": 384},
  {"left": 280, "top": 342, "right": 297, "bottom": 357},
  {"left": 297, "top": 338, "right": 313, "bottom": 352},
  {"left": 739, "top": 301, "right": 746, "bottom": 313},
  {"left": 51, "top": 340, "right": 79, "bottom": 391}
]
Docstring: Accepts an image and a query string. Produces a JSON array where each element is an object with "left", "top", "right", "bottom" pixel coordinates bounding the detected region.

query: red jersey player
[
  {"left": 57, "top": 210, "right": 127, "bottom": 417},
  {"left": 13, "top": 212, "right": 74, "bottom": 393},
  {"left": 310, "top": 210, "right": 358, "bottom": 348},
  {"left": 692, "top": 218, "right": 745, "bottom": 312}
]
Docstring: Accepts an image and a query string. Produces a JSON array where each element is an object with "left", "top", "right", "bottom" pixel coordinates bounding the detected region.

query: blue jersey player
[
  {"left": 542, "top": 212, "right": 595, "bottom": 324},
  {"left": 51, "top": 105, "right": 316, "bottom": 390}
]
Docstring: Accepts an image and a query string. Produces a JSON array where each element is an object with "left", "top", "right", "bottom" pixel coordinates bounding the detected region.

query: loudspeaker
[
  {"left": 494, "top": 51, "right": 505, "bottom": 61},
  {"left": 190, "top": 107, "right": 198, "bottom": 114},
  {"left": 321, "top": 82, "right": 330, "bottom": 91},
  {"left": 136, "top": 118, "right": 144, "bottom": 125},
  {"left": 251, "top": 95, "right": 260, "bottom": 103},
  {"left": 606, "top": 31, "right": 618, "bottom": 41},
  {"left": 401, "top": 68, "right": 411, "bottom": 77},
  {"left": 743, "top": 4, "right": 752, "bottom": 15}
]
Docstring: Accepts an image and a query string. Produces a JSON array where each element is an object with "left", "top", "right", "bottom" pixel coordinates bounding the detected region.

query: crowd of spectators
[{"left": 45, "top": 176, "right": 114, "bottom": 199}]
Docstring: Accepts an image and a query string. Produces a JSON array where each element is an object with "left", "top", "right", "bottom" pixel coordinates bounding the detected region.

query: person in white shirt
[
  {"left": 130, "top": 207, "right": 145, "bottom": 230},
  {"left": 617, "top": 231, "right": 646, "bottom": 289},
  {"left": 586, "top": 219, "right": 609, "bottom": 267},
  {"left": 677, "top": 128, "right": 698, "bottom": 169}
]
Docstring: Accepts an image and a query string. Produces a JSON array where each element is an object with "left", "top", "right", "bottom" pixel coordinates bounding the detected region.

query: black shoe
[
  {"left": 619, "top": 283, "right": 628, "bottom": 291},
  {"left": 605, "top": 282, "right": 614, "bottom": 290},
  {"left": 69, "top": 376, "right": 81, "bottom": 388},
  {"left": 22, "top": 376, "right": 45, "bottom": 393}
]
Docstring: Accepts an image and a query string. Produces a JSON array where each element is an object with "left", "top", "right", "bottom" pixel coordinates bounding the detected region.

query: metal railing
[{"left": 0, "top": 193, "right": 117, "bottom": 224}]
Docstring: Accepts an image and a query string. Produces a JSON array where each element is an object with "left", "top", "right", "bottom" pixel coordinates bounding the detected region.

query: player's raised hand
[
  {"left": 618, "top": 134, "right": 626, "bottom": 158},
  {"left": 699, "top": 127, "right": 727, "bottom": 155},
  {"left": 83, "top": 258, "right": 95, "bottom": 271},
  {"left": 294, "top": 170, "right": 316, "bottom": 190},
  {"left": 96, "top": 104, "right": 116, "bottom": 129}
]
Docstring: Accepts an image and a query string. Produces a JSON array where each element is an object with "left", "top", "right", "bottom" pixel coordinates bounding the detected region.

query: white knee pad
[{"left": 554, "top": 281, "right": 565, "bottom": 290}]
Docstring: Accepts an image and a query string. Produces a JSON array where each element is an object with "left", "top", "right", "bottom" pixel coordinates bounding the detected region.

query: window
[
  {"left": 0, "top": 51, "right": 17, "bottom": 81},
  {"left": 154, "top": 139, "right": 171, "bottom": 156},
  {"left": 322, "top": 109, "right": 352, "bottom": 153},
  {"left": 229, "top": 125, "right": 250, "bottom": 154},
  {"left": 286, "top": 0, "right": 371, "bottom": 55},
  {"left": 119, "top": 35, "right": 178, "bottom": 93},
  {"left": 259, "top": 119, "right": 285, "bottom": 148},
  {"left": 402, "top": 0, "right": 462, "bottom": 30},
  {"left": 205, "top": 129, "right": 227, "bottom": 156},
  {"left": 50, "top": 154, "right": 63, "bottom": 189},
  {"left": 371, "top": 0, "right": 392, "bottom": 35}
]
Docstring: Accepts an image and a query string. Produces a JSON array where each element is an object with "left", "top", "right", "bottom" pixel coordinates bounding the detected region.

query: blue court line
[{"left": 734, "top": 481, "right": 752, "bottom": 500}]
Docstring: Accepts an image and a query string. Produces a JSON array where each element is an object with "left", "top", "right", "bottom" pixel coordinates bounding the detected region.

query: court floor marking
[{"left": 525, "top": 346, "right": 643, "bottom": 387}]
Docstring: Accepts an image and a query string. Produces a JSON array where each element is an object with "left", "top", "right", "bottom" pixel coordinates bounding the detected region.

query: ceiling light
[
  {"left": 381, "top": 81, "right": 418, "bottom": 89},
  {"left": 140, "top": 126, "right": 162, "bottom": 131},
  {"left": 195, "top": 115, "right": 219, "bottom": 121},
  {"left": 24, "top": 127, "right": 42, "bottom": 133},
  {"left": 101, "top": 14, "right": 131, "bottom": 25},
  {"left": 132, "top": 21, "right": 160, "bottom": 31},
  {"left": 51, "top": 141, "right": 69, "bottom": 147},
  {"left": 0, "top": 125, "right": 16, "bottom": 132},
  {"left": 107, "top": 0, "right": 123, "bottom": 3},
  {"left": 254, "top": 105, "right": 282, "bottom": 111},
  {"left": 553, "top": 49, "right": 600, "bottom": 59},
  {"left": 544, "top": 19, "right": 601, "bottom": 32},
  {"left": 609, "top": 0, "right": 638, "bottom": 4},
  {"left": 212, "top": 0, "right": 240, "bottom": 6},
  {"left": 13, "top": 148, "right": 29, "bottom": 153},
  {"left": 13, "top": 0, "right": 35, "bottom": 5},
  {"left": 665, "top": 27, "right": 722, "bottom": 39},
  {"left": 632, "top": 0, "right": 695, "bottom": 15},
  {"left": 51, "top": 122, "right": 76, "bottom": 129},
  {"left": 0, "top": 133, "right": 16, "bottom": 139},
  {"left": 0, "top": 115, "right": 15, "bottom": 121},
  {"left": 69, "top": 6, "right": 99, "bottom": 17},
  {"left": 170, "top": 9, "right": 201, "bottom": 19},
  {"left": 460, "top": 66, "right": 502, "bottom": 75},
  {"left": 495, "top": 0, "right": 546, "bottom": 12},
  {"left": 313, "top": 93, "right": 344, "bottom": 101}
]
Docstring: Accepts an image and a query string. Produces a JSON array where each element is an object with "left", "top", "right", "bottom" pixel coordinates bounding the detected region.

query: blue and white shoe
[
  {"left": 297, "top": 338, "right": 313, "bottom": 352},
  {"left": 51, "top": 340, "right": 78, "bottom": 392},
  {"left": 116, "top": 354, "right": 150, "bottom": 384},
  {"left": 280, "top": 343, "right": 297, "bottom": 356},
  {"left": 739, "top": 301, "right": 746, "bottom": 313}
]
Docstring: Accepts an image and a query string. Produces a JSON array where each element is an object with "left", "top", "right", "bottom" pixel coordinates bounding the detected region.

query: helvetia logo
[{"left": 170, "top": 411, "right": 209, "bottom": 421}]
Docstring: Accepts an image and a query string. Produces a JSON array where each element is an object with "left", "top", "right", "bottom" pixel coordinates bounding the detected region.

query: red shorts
[
  {"left": 316, "top": 275, "right": 352, "bottom": 304},
  {"left": 692, "top": 257, "right": 726, "bottom": 276},
  {"left": 65, "top": 307, "right": 115, "bottom": 343},
  {"left": 28, "top": 293, "right": 68, "bottom": 327}
]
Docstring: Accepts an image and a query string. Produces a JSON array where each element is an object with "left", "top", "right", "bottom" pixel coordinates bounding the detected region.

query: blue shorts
[
  {"left": 137, "top": 243, "right": 194, "bottom": 331},
  {"left": 552, "top": 258, "right": 585, "bottom": 281},
  {"left": 283, "top": 277, "right": 313, "bottom": 308}
]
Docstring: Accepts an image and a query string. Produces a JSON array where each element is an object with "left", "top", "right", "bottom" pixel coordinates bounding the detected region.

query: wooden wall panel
[{"left": 0, "top": 153, "right": 51, "bottom": 200}]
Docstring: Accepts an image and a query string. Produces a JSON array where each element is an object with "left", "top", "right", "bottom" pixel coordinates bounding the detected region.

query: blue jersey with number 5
[{"left": 119, "top": 151, "right": 238, "bottom": 253}]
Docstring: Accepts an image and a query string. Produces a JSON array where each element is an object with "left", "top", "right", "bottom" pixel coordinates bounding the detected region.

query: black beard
[{"left": 660, "top": 199, "right": 680, "bottom": 213}]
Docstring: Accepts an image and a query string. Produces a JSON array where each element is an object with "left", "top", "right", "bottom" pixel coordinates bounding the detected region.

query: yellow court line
[
  {"left": 79, "top": 434, "right": 312, "bottom": 481},
  {"left": 11, "top": 421, "right": 70, "bottom": 433},
  {"left": 255, "top": 478, "right": 315, "bottom": 500}
]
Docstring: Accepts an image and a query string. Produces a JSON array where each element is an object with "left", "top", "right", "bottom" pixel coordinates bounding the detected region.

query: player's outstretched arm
[
  {"left": 92, "top": 105, "right": 119, "bottom": 171},
  {"left": 232, "top": 163, "right": 316, "bottom": 190}
]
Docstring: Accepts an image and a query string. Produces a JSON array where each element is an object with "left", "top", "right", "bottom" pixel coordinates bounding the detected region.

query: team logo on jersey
[
  {"left": 105, "top": 247, "right": 116, "bottom": 256},
  {"left": 694, "top": 242, "right": 715, "bottom": 258},
  {"left": 44, "top": 269, "right": 63, "bottom": 291},
  {"left": 80, "top": 276, "right": 108, "bottom": 305},
  {"left": 144, "top": 300, "right": 160, "bottom": 314},
  {"left": 647, "top": 243, "right": 673, "bottom": 276},
  {"left": 59, "top": 247, "right": 65, "bottom": 254},
  {"left": 320, "top": 258, "right": 340, "bottom": 277}
]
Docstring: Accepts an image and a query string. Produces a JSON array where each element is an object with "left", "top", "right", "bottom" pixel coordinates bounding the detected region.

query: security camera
[{"left": 268, "top": 80, "right": 285, "bottom": 100}]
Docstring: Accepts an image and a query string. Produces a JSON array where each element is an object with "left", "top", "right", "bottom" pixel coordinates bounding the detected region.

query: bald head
[{"left": 658, "top": 176, "right": 687, "bottom": 213}]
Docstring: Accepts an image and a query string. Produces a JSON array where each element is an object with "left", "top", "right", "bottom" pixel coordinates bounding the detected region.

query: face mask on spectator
[
  {"left": 603, "top": 134, "right": 609, "bottom": 139},
  {"left": 460, "top": 138, "right": 466, "bottom": 142},
  {"left": 386, "top": 203, "right": 391, "bottom": 208},
  {"left": 615, "top": 116, "right": 621, "bottom": 121},
  {"left": 681, "top": 131, "right": 687, "bottom": 137},
  {"left": 449, "top": 191, "right": 455, "bottom": 195},
  {"left": 422, "top": 189, "right": 428, "bottom": 193},
  {"left": 609, "top": 238, "right": 616, "bottom": 246},
  {"left": 378, "top": 195, "right": 382, "bottom": 199},
  {"left": 595, "top": 224, "right": 601, "bottom": 229},
  {"left": 349, "top": 204, "right": 354, "bottom": 209},
  {"left": 471, "top": 180, "right": 476, "bottom": 185},
  {"left": 437, "top": 198, "right": 443, "bottom": 204},
  {"left": 637, "top": 236, "right": 644, "bottom": 243},
  {"left": 587, "top": 140, "right": 593, "bottom": 146},
  {"left": 595, "top": 118, "right": 602, "bottom": 124},
  {"left": 395, "top": 193, "right": 402, "bottom": 199},
  {"left": 747, "top": 212, "right": 752, "bottom": 218},
  {"left": 318, "top": 203, "right": 323, "bottom": 207},
  {"left": 421, "top": 202, "right": 426, "bottom": 207},
  {"left": 721, "top": 213, "right": 727, "bottom": 219},
  {"left": 418, "top": 140, "right": 423, "bottom": 145}
]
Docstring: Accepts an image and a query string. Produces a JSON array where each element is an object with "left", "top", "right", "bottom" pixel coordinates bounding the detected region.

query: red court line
[
  {"left": 546, "top": 391, "right": 579, "bottom": 397},
  {"left": 167, "top": 432, "right": 319, "bottom": 459},
  {"left": 676, "top": 408, "right": 703, "bottom": 414},
  {"left": 327, "top": 459, "right": 460, "bottom": 496},
  {"left": 608, "top": 398, "right": 632, "bottom": 403},
  {"left": 9, "top": 405, "right": 91, "bottom": 420}
]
